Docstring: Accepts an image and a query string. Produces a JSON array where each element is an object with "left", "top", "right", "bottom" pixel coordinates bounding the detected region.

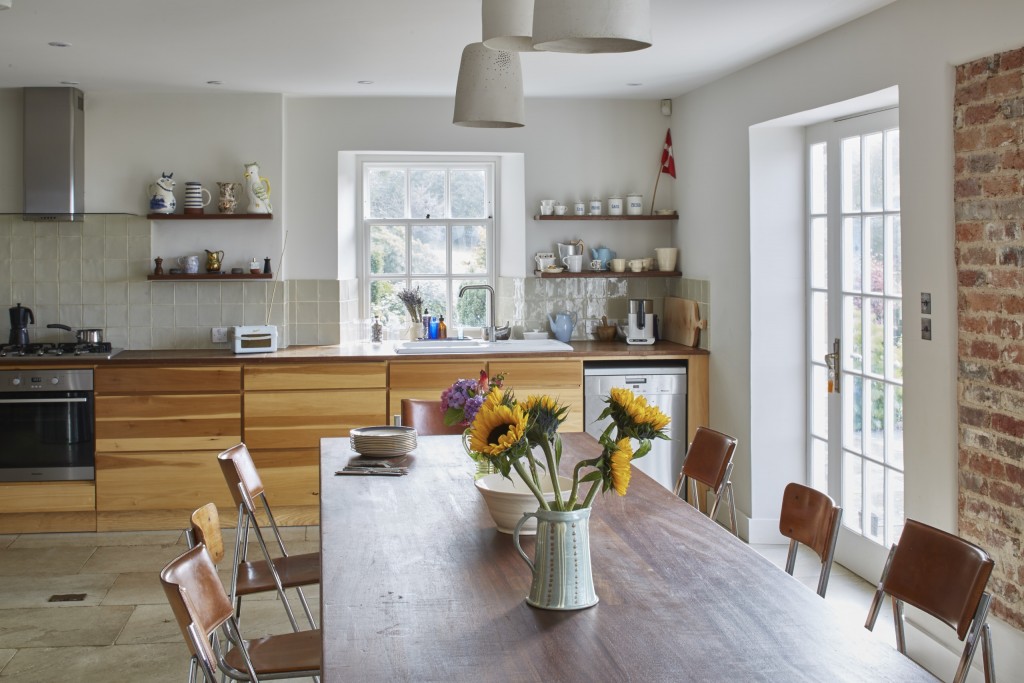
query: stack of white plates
[{"left": 349, "top": 426, "right": 418, "bottom": 457}]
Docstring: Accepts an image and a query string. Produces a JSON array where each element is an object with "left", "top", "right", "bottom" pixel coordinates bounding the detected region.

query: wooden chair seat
[
  {"left": 236, "top": 552, "right": 321, "bottom": 595},
  {"left": 223, "top": 629, "right": 322, "bottom": 676}
]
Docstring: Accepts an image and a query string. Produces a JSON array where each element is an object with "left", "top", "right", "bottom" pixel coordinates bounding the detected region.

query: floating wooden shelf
[
  {"left": 534, "top": 213, "right": 677, "bottom": 221},
  {"left": 535, "top": 270, "right": 681, "bottom": 279},
  {"left": 147, "top": 272, "right": 273, "bottom": 281},
  {"left": 146, "top": 213, "right": 273, "bottom": 220}
]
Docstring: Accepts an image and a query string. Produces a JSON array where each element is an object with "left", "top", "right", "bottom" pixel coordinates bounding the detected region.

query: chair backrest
[
  {"left": 401, "top": 399, "right": 465, "bottom": 436},
  {"left": 779, "top": 483, "right": 841, "bottom": 561},
  {"left": 217, "top": 443, "right": 265, "bottom": 510},
  {"left": 680, "top": 427, "right": 737, "bottom": 492},
  {"left": 160, "top": 544, "right": 234, "bottom": 672},
  {"left": 883, "top": 519, "right": 994, "bottom": 640},
  {"left": 189, "top": 502, "right": 225, "bottom": 565}
]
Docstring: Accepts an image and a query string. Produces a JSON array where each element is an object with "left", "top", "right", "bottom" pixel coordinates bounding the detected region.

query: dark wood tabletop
[{"left": 319, "top": 433, "right": 937, "bottom": 682}]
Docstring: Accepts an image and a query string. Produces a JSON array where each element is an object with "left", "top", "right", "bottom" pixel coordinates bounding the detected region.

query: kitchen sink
[{"left": 393, "top": 339, "right": 573, "bottom": 354}]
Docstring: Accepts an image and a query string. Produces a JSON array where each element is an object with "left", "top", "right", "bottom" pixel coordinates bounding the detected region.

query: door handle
[{"left": 824, "top": 338, "right": 840, "bottom": 393}]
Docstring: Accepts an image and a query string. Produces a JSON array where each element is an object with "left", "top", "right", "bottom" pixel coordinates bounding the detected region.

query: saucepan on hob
[{"left": 47, "top": 323, "right": 104, "bottom": 344}]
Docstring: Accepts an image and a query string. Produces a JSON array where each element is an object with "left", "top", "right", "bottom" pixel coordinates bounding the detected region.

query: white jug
[
  {"left": 243, "top": 162, "right": 272, "bottom": 214},
  {"left": 148, "top": 172, "right": 176, "bottom": 214}
]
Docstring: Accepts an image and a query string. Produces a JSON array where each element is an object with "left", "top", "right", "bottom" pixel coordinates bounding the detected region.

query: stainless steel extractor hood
[{"left": 23, "top": 87, "right": 85, "bottom": 222}]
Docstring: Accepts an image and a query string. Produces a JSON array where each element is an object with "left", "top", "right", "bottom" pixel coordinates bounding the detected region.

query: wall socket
[
  {"left": 211, "top": 327, "right": 229, "bottom": 343},
  {"left": 921, "top": 317, "right": 932, "bottom": 341}
]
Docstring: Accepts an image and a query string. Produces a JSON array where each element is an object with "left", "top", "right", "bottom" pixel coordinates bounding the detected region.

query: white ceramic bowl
[
  {"left": 475, "top": 471, "right": 573, "bottom": 534},
  {"left": 522, "top": 330, "right": 549, "bottom": 340}
]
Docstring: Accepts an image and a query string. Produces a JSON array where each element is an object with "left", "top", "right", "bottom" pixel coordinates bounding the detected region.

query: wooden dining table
[{"left": 319, "top": 433, "right": 937, "bottom": 682}]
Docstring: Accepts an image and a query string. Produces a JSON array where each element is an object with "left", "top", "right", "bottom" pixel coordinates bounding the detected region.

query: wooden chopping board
[{"left": 662, "top": 297, "right": 706, "bottom": 347}]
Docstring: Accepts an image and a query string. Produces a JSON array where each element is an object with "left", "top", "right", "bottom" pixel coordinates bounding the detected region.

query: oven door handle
[{"left": 0, "top": 397, "right": 90, "bottom": 404}]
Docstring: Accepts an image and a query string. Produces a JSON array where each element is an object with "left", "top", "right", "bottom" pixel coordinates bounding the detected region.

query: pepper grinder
[
  {"left": 263, "top": 257, "right": 272, "bottom": 274},
  {"left": 153, "top": 257, "right": 164, "bottom": 276}
]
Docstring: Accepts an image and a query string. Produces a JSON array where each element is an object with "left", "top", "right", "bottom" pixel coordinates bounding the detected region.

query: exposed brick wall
[{"left": 955, "top": 45, "right": 1024, "bottom": 630}]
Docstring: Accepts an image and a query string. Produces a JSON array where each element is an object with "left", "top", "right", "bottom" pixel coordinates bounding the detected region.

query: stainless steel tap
[{"left": 458, "top": 284, "right": 496, "bottom": 341}]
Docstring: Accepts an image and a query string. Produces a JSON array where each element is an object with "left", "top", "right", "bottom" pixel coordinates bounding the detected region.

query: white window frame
[{"left": 357, "top": 155, "right": 499, "bottom": 324}]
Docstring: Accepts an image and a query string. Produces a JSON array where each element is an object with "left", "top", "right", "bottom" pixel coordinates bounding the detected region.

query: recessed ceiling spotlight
[
  {"left": 626, "top": 82, "right": 643, "bottom": 87},
  {"left": 206, "top": 80, "right": 223, "bottom": 85},
  {"left": 48, "top": 41, "right": 71, "bottom": 48},
  {"left": 357, "top": 80, "right": 374, "bottom": 85},
  {"left": 60, "top": 81, "right": 79, "bottom": 85}
]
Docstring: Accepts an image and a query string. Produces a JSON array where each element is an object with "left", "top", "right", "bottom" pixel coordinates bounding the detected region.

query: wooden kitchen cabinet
[
  {"left": 243, "top": 362, "right": 388, "bottom": 525},
  {"left": 0, "top": 482, "right": 96, "bottom": 533},
  {"left": 94, "top": 365, "right": 242, "bottom": 531}
]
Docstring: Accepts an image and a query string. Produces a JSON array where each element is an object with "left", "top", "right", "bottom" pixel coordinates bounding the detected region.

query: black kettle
[{"left": 9, "top": 303, "right": 33, "bottom": 346}]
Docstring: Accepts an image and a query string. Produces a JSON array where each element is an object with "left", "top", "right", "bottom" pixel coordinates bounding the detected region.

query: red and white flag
[{"left": 660, "top": 129, "right": 676, "bottom": 178}]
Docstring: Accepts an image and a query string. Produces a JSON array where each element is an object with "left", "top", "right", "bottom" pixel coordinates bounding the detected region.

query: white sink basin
[{"left": 393, "top": 339, "right": 573, "bottom": 355}]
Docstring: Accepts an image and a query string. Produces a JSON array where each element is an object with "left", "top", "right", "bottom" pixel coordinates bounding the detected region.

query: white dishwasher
[{"left": 583, "top": 362, "right": 687, "bottom": 493}]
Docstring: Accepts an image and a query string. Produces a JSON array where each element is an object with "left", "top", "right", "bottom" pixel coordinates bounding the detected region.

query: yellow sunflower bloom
[
  {"left": 469, "top": 398, "right": 527, "bottom": 457},
  {"left": 637, "top": 402, "right": 670, "bottom": 431},
  {"left": 608, "top": 437, "right": 634, "bottom": 496}
]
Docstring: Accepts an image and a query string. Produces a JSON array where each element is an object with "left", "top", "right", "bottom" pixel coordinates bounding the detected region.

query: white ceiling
[{"left": 0, "top": 0, "right": 895, "bottom": 99}]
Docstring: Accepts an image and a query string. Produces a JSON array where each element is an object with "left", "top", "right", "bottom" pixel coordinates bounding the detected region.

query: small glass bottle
[
  {"left": 421, "top": 309, "right": 430, "bottom": 339},
  {"left": 428, "top": 317, "right": 439, "bottom": 339},
  {"left": 437, "top": 315, "right": 447, "bottom": 339},
  {"left": 370, "top": 316, "right": 383, "bottom": 343}
]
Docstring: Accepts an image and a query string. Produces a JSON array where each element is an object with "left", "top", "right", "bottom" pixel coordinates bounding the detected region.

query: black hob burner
[{"left": 0, "top": 342, "right": 118, "bottom": 359}]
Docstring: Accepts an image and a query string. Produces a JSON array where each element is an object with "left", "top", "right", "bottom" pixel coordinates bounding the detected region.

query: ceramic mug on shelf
[
  {"left": 554, "top": 203, "right": 568, "bottom": 215},
  {"left": 184, "top": 182, "right": 212, "bottom": 213},
  {"left": 562, "top": 254, "right": 584, "bottom": 273},
  {"left": 609, "top": 258, "right": 626, "bottom": 273},
  {"left": 535, "top": 252, "right": 556, "bottom": 271},
  {"left": 589, "top": 259, "right": 603, "bottom": 270},
  {"left": 628, "top": 259, "right": 644, "bottom": 273},
  {"left": 643, "top": 257, "right": 655, "bottom": 271},
  {"left": 655, "top": 247, "right": 679, "bottom": 272},
  {"left": 178, "top": 255, "right": 200, "bottom": 274}
]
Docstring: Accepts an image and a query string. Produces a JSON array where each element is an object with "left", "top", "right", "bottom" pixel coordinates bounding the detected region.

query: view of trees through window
[{"left": 363, "top": 162, "right": 493, "bottom": 328}]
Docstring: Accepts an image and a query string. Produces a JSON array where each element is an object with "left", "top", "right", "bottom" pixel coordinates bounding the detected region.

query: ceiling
[{"left": 0, "top": 0, "right": 895, "bottom": 99}]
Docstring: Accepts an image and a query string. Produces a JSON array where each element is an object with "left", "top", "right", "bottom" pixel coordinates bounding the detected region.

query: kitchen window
[{"left": 360, "top": 160, "right": 495, "bottom": 328}]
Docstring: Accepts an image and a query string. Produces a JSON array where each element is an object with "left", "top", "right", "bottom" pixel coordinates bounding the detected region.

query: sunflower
[
  {"left": 605, "top": 387, "right": 670, "bottom": 439},
  {"left": 468, "top": 394, "right": 528, "bottom": 457},
  {"left": 608, "top": 437, "right": 634, "bottom": 496},
  {"left": 522, "top": 394, "right": 568, "bottom": 439}
]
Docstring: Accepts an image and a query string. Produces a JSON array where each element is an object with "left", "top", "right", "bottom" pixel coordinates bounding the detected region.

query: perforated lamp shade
[
  {"left": 532, "top": 0, "right": 652, "bottom": 54},
  {"left": 453, "top": 42, "right": 525, "bottom": 128},
  {"left": 482, "top": 0, "right": 536, "bottom": 52}
]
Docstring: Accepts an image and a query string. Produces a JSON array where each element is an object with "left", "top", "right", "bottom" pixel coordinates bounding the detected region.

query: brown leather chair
[
  {"left": 778, "top": 482, "right": 842, "bottom": 597},
  {"left": 187, "top": 503, "right": 318, "bottom": 631},
  {"left": 672, "top": 426, "right": 738, "bottom": 535},
  {"left": 865, "top": 518, "right": 995, "bottom": 683},
  {"left": 400, "top": 398, "right": 465, "bottom": 435},
  {"left": 217, "top": 444, "right": 321, "bottom": 633},
  {"left": 160, "top": 543, "right": 321, "bottom": 682}
]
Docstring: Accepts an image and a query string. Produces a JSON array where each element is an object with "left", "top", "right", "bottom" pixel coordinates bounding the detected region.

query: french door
[{"left": 807, "top": 109, "right": 903, "bottom": 576}]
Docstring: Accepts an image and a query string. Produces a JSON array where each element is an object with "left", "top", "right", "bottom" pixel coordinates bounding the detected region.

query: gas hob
[{"left": 0, "top": 342, "right": 122, "bottom": 361}]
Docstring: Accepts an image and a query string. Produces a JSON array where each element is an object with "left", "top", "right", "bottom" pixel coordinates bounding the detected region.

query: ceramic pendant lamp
[
  {"left": 452, "top": 42, "right": 525, "bottom": 128},
  {"left": 532, "top": 0, "right": 652, "bottom": 54},
  {"left": 482, "top": 0, "right": 536, "bottom": 52}
]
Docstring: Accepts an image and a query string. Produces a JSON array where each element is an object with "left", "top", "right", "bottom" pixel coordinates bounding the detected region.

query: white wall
[{"left": 673, "top": 0, "right": 1024, "bottom": 675}]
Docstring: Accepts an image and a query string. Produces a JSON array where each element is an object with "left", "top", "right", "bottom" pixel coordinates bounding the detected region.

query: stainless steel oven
[{"left": 0, "top": 368, "right": 94, "bottom": 481}]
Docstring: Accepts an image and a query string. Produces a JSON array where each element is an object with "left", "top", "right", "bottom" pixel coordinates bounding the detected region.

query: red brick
[
  {"left": 998, "top": 246, "right": 1024, "bottom": 266},
  {"left": 986, "top": 123, "right": 1019, "bottom": 148},
  {"left": 969, "top": 152, "right": 1000, "bottom": 173},
  {"left": 967, "top": 103, "right": 1002, "bottom": 125},
  {"left": 994, "top": 436, "right": 1024, "bottom": 462},
  {"left": 957, "top": 222, "right": 985, "bottom": 242},
  {"left": 960, "top": 246, "right": 998, "bottom": 266},
  {"left": 966, "top": 58, "right": 997, "bottom": 81},
  {"left": 956, "top": 177, "right": 981, "bottom": 197},
  {"left": 1000, "top": 343, "right": 1024, "bottom": 364},
  {"left": 962, "top": 383, "right": 999, "bottom": 408},
  {"left": 1002, "top": 149, "right": 1024, "bottom": 170},
  {"left": 989, "top": 269, "right": 1024, "bottom": 288},
  {"left": 1004, "top": 295, "right": 1024, "bottom": 315},
  {"left": 989, "top": 480, "right": 1024, "bottom": 507},
  {"left": 955, "top": 127, "right": 984, "bottom": 151},
  {"left": 958, "top": 269, "right": 988, "bottom": 287},
  {"left": 1005, "top": 461, "right": 1024, "bottom": 488},
  {"left": 970, "top": 339, "right": 1001, "bottom": 361},
  {"left": 964, "top": 450, "right": 1007, "bottom": 478},
  {"left": 956, "top": 81, "right": 990, "bottom": 108},
  {"left": 989, "top": 72, "right": 1024, "bottom": 98},
  {"left": 956, "top": 156, "right": 968, "bottom": 175},
  {"left": 993, "top": 366, "right": 1024, "bottom": 391},
  {"left": 961, "top": 405, "right": 992, "bottom": 427},
  {"left": 961, "top": 290, "right": 1000, "bottom": 312},
  {"left": 991, "top": 317, "right": 1024, "bottom": 340},
  {"left": 985, "top": 222, "right": 1023, "bottom": 241},
  {"left": 960, "top": 313, "right": 990, "bottom": 335},
  {"left": 999, "top": 47, "right": 1024, "bottom": 72},
  {"left": 992, "top": 412, "right": 1024, "bottom": 439}
]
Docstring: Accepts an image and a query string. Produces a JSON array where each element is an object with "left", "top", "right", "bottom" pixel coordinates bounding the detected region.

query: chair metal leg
[
  {"left": 865, "top": 544, "right": 898, "bottom": 631},
  {"left": 954, "top": 593, "right": 993, "bottom": 683},
  {"left": 784, "top": 539, "right": 800, "bottom": 576},
  {"left": 892, "top": 598, "right": 907, "bottom": 654},
  {"left": 816, "top": 508, "right": 842, "bottom": 598},
  {"left": 982, "top": 622, "right": 995, "bottom": 683},
  {"left": 725, "top": 481, "right": 738, "bottom": 536}
]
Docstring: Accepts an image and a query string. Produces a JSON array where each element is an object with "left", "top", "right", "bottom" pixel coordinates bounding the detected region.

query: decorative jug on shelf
[
  {"left": 205, "top": 249, "right": 224, "bottom": 273},
  {"left": 148, "top": 172, "right": 176, "bottom": 214},
  {"left": 548, "top": 310, "right": 577, "bottom": 343},
  {"left": 590, "top": 246, "right": 615, "bottom": 269},
  {"left": 243, "top": 162, "right": 272, "bottom": 214},
  {"left": 217, "top": 182, "right": 242, "bottom": 214}
]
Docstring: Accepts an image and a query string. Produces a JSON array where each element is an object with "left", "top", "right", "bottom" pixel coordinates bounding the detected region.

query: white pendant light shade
[
  {"left": 453, "top": 42, "right": 525, "bottom": 128},
  {"left": 482, "top": 0, "right": 536, "bottom": 52},
  {"left": 532, "top": 0, "right": 652, "bottom": 54}
]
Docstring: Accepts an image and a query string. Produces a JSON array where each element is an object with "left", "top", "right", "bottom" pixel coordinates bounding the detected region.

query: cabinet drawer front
[
  {"left": 96, "top": 452, "right": 234, "bottom": 512},
  {"left": 96, "top": 394, "right": 241, "bottom": 452},
  {"left": 251, "top": 449, "right": 320, "bottom": 507},
  {"left": 244, "top": 389, "right": 386, "bottom": 449},
  {"left": 389, "top": 360, "right": 488, "bottom": 390},
  {"left": 96, "top": 366, "right": 241, "bottom": 393},
  {"left": 245, "top": 363, "right": 386, "bottom": 391},
  {"left": 496, "top": 359, "right": 582, "bottom": 388},
  {"left": 0, "top": 482, "right": 95, "bottom": 513}
]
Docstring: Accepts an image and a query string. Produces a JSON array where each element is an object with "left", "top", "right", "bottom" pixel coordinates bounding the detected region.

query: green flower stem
[
  {"left": 538, "top": 438, "right": 565, "bottom": 511},
  {"left": 566, "top": 457, "right": 600, "bottom": 510},
  {"left": 512, "top": 458, "right": 550, "bottom": 511},
  {"left": 526, "top": 448, "right": 541, "bottom": 490},
  {"left": 581, "top": 479, "right": 601, "bottom": 509}
]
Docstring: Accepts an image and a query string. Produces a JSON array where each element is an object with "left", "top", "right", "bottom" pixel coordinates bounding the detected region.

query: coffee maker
[
  {"left": 9, "top": 303, "right": 33, "bottom": 346},
  {"left": 626, "top": 299, "right": 655, "bottom": 345}
]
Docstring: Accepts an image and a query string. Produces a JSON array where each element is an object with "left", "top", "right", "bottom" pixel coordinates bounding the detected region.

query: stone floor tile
[
  {"left": 0, "top": 606, "right": 133, "bottom": 648},
  {"left": 0, "top": 643, "right": 185, "bottom": 682},
  {"left": 9, "top": 530, "right": 182, "bottom": 549},
  {"left": 0, "top": 546, "right": 95, "bottom": 576},
  {"left": 0, "top": 537, "right": 15, "bottom": 550},
  {"left": 101, "top": 572, "right": 166, "bottom": 606},
  {"left": 0, "top": 649, "right": 13, "bottom": 671},
  {"left": 232, "top": 597, "right": 321, "bottom": 638},
  {"left": 78, "top": 543, "right": 183, "bottom": 574},
  {"left": 116, "top": 604, "right": 181, "bottom": 645},
  {"left": 0, "top": 573, "right": 116, "bottom": 608}
]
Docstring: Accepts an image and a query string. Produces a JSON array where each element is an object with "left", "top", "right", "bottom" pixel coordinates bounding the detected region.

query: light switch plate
[
  {"left": 921, "top": 317, "right": 932, "bottom": 341},
  {"left": 921, "top": 292, "right": 931, "bottom": 315}
]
